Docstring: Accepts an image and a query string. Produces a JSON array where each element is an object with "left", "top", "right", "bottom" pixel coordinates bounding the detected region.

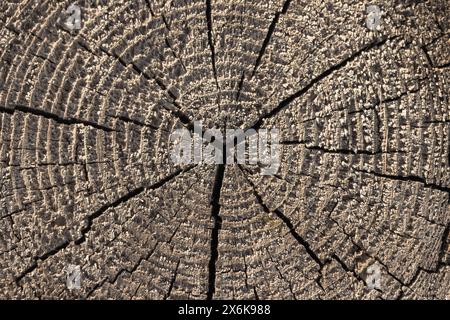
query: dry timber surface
[{"left": 0, "top": 0, "right": 449, "bottom": 300}]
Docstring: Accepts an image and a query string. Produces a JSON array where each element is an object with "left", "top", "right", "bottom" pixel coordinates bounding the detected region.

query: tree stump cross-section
[{"left": 0, "top": 0, "right": 449, "bottom": 299}]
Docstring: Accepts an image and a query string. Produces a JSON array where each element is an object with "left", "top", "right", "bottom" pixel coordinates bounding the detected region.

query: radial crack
[
  {"left": 86, "top": 243, "right": 159, "bottom": 298},
  {"left": 75, "top": 165, "right": 196, "bottom": 245},
  {"left": 353, "top": 168, "right": 450, "bottom": 194},
  {"left": 249, "top": 36, "right": 397, "bottom": 131},
  {"left": 15, "top": 240, "right": 71, "bottom": 284},
  {"left": 109, "top": 115, "right": 161, "bottom": 131},
  {"left": 164, "top": 259, "right": 181, "bottom": 300},
  {"left": 13, "top": 166, "right": 195, "bottom": 284},
  {"left": 251, "top": 0, "right": 291, "bottom": 78},
  {"left": 97, "top": 47, "right": 196, "bottom": 130},
  {"left": 238, "top": 165, "right": 323, "bottom": 268},
  {"left": 0, "top": 104, "right": 116, "bottom": 133},
  {"left": 205, "top": 0, "right": 219, "bottom": 90},
  {"left": 237, "top": 0, "right": 291, "bottom": 100},
  {"left": 438, "top": 224, "right": 450, "bottom": 265},
  {"left": 304, "top": 145, "right": 406, "bottom": 156},
  {"left": 206, "top": 163, "right": 226, "bottom": 300}
]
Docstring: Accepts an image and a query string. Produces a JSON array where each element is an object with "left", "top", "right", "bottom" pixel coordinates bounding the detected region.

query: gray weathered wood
[{"left": 0, "top": 0, "right": 448, "bottom": 299}]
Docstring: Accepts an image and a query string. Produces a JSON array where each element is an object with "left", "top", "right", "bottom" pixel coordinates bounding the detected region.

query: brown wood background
[{"left": 0, "top": 0, "right": 449, "bottom": 299}]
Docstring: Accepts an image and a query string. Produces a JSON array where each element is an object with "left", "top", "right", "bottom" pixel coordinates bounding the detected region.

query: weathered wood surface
[{"left": 0, "top": 0, "right": 449, "bottom": 299}]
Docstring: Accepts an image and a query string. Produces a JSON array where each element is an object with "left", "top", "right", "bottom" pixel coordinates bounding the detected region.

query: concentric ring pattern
[{"left": 0, "top": 0, "right": 449, "bottom": 299}]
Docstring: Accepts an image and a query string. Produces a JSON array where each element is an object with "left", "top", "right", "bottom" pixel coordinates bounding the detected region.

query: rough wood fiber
[{"left": 0, "top": 0, "right": 449, "bottom": 299}]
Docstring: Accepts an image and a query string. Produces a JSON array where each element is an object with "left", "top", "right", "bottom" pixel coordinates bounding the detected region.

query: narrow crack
[
  {"left": 395, "top": 260, "right": 449, "bottom": 300},
  {"left": 251, "top": 0, "right": 291, "bottom": 78},
  {"left": 347, "top": 85, "right": 422, "bottom": 116},
  {"left": 206, "top": 136, "right": 227, "bottom": 300},
  {"left": 14, "top": 166, "right": 195, "bottom": 284},
  {"left": 97, "top": 47, "right": 196, "bottom": 131},
  {"left": 146, "top": 4, "right": 188, "bottom": 74},
  {"left": 238, "top": 164, "right": 323, "bottom": 268},
  {"left": 331, "top": 254, "right": 370, "bottom": 289},
  {"left": 205, "top": 0, "right": 219, "bottom": 90},
  {"left": 144, "top": 0, "right": 153, "bottom": 13},
  {"left": 329, "top": 215, "right": 403, "bottom": 289},
  {"left": 206, "top": 162, "right": 226, "bottom": 300},
  {"left": 236, "top": 0, "right": 291, "bottom": 101},
  {"left": 424, "top": 119, "right": 450, "bottom": 124},
  {"left": 0, "top": 104, "right": 116, "bottom": 133},
  {"left": 279, "top": 139, "right": 310, "bottom": 145},
  {"left": 15, "top": 240, "right": 71, "bottom": 284},
  {"left": 438, "top": 223, "right": 450, "bottom": 265},
  {"left": 353, "top": 168, "right": 450, "bottom": 194},
  {"left": 236, "top": 71, "right": 245, "bottom": 101},
  {"left": 59, "top": 26, "right": 196, "bottom": 135},
  {"left": 109, "top": 115, "right": 161, "bottom": 131},
  {"left": 164, "top": 259, "right": 181, "bottom": 300},
  {"left": 253, "top": 287, "right": 259, "bottom": 300},
  {"left": 327, "top": 213, "right": 447, "bottom": 298},
  {"left": 421, "top": 45, "right": 434, "bottom": 67},
  {"left": 266, "top": 248, "right": 297, "bottom": 299},
  {"left": 86, "top": 243, "right": 159, "bottom": 298},
  {"left": 248, "top": 36, "right": 396, "bottom": 131},
  {"left": 304, "top": 145, "right": 406, "bottom": 156},
  {"left": 74, "top": 185, "right": 145, "bottom": 245},
  {"left": 75, "top": 165, "right": 196, "bottom": 245},
  {"left": 293, "top": 82, "right": 423, "bottom": 125},
  {"left": 435, "top": 61, "right": 450, "bottom": 69}
]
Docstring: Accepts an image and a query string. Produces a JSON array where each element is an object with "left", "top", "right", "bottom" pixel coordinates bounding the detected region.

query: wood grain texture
[{"left": 0, "top": 0, "right": 448, "bottom": 299}]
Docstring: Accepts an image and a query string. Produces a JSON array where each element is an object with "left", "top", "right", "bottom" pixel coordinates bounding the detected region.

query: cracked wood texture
[{"left": 0, "top": 0, "right": 449, "bottom": 300}]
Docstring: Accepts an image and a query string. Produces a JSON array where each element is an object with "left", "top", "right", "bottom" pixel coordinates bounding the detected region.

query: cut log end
[{"left": 0, "top": 0, "right": 449, "bottom": 300}]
